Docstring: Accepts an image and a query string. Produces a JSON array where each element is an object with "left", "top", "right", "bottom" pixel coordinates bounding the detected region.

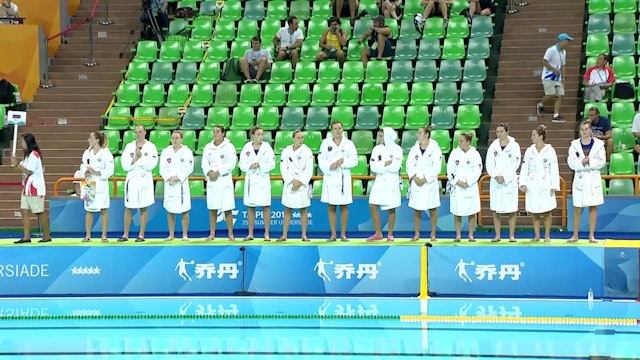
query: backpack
[
  {"left": 614, "top": 81, "right": 634, "bottom": 100},
  {"left": 175, "top": 7, "right": 196, "bottom": 18},
  {"left": 221, "top": 57, "right": 242, "bottom": 81},
  {"left": 0, "top": 79, "right": 14, "bottom": 104}
]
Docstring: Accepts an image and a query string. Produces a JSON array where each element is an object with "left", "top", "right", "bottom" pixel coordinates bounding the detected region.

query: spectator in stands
[
  {"left": 358, "top": 15, "right": 393, "bottom": 68},
  {"left": 632, "top": 112, "right": 640, "bottom": 154},
  {"left": 160, "top": 130, "right": 194, "bottom": 242},
  {"left": 80, "top": 131, "right": 115, "bottom": 243},
  {"left": 239, "top": 36, "right": 273, "bottom": 83},
  {"left": 316, "top": 17, "right": 348, "bottom": 65},
  {"left": 274, "top": 16, "right": 304, "bottom": 70},
  {"left": 239, "top": 126, "right": 276, "bottom": 242},
  {"left": 585, "top": 107, "right": 613, "bottom": 161},
  {"left": 201, "top": 125, "right": 237, "bottom": 241},
  {"left": 379, "top": 0, "right": 403, "bottom": 20},
  {"left": 406, "top": 126, "right": 442, "bottom": 242},
  {"left": 142, "top": 0, "right": 169, "bottom": 31},
  {"left": 419, "top": 0, "right": 450, "bottom": 25},
  {"left": 536, "top": 33, "right": 573, "bottom": 123},
  {"left": 318, "top": 121, "right": 359, "bottom": 242},
  {"left": 280, "top": 130, "right": 314, "bottom": 242},
  {"left": 447, "top": 132, "right": 482, "bottom": 243},
  {"left": 583, "top": 54, "right": 615, "bottom": 103},
  {"left": 331, "top": 0, "right": 359, "bottom": 25},
  {"left": 567, "top": 121, "right": 606, "bottom": 243},
  {"left": 466, "top": 0, "right": 495, "bottom": 22},
  {"left": 118, "top": 125, "right": 158, "bottom": 243},
  {"left": 11, "top": 133, "right": 52, "bottom": 244},
  {"left": 0, "top": 0, "right": 19, "bottom": 24}
]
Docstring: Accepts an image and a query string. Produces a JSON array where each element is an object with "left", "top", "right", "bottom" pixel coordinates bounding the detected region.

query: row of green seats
[
  {"left": 581, "top": 101, "right": 638, "bottom": 127},
  {"left": 587, "top": 13, "right": 640, "bottom": 35},
  {"left": 585, "top": 33, "right": 640, "bottom": 57},
  {"left": 588, "top": 0, "right": 640, "bottom": 14}
]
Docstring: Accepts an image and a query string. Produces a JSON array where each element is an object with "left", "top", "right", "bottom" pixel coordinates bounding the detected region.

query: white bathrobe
[
  {"left": 406, "top": 139, "right": 442, "bottom": 211},
  {"left": 567, "top": 138, "right": 605, "bottom": 208},
  {"left": 80, "top": 147, "right": 115, "bottom": 212},
  {"left": 447, "top": 146, "right": 483, "bottom": 217},
  {"left": 201, "top": 138, "right": 237, "bottom": 211},
  {"left": 239, "top": 141, "right": 276, "bottom": 207},
  {"left": 486, "top": 136, "right": 521, "bottom": 214},
  {"left": 519, "top": 144, "right": 560, "bottom": 214},
  {"left": 369, "top": 128, "right": 403, "bottom": 210},
  {"left": 318, "top": 136, "right": 359, "bottom": 205},
  {"left": 121, "top": 140, "right": 158, "bottom": 209},
  {"left": 160, "top": 145, "right": 194, "bottom": 214},
  {"left": 281, "top": 143, "right": 314, "bottom": 209}
]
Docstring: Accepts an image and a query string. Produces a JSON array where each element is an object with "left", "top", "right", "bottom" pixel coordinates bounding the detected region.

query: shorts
[
  {"left": 322, "top": 49, "right": 340, "bottom": 59},
  {"left": 21, "top": 195, "right": 45, "bottom": 214},
  {"left": 369, "top": 39, "right": 394, "bottom": 57},
  {"left": 542, "top": 80, "right": 565, "bottom": 96}
]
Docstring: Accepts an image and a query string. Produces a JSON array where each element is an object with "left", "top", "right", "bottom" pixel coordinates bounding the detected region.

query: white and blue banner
[
  {"left": 428, "top": 246, "right": 605, "bottom": 298},
  {"left": 0, "top": 246, "right": 420, "bottom": 297}
]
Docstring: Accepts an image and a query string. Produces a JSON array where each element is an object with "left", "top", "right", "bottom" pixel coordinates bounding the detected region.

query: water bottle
[
  {"left": 14, "top": 91, "right": 22, "bottom": 105},
  {"left": 587, "top": 288, "right": 594, "bottom": 302}
]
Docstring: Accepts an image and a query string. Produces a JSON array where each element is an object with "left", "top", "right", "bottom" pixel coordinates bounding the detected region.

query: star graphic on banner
[{"left": 70, "top": 266, "right": 102, "bottom": 275}]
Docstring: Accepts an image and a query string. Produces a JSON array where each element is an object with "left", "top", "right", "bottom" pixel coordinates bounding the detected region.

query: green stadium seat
[
  {"left": 582, "top": 102, "right": 609, "bottom": 117},
  {"left": 585, "top": 34, "right": 610, "bottom": 57},
  {"left": 459, "top": 81, "right": 484, "bottom": 105},
  {"left": 174, "top": 62, "right": 198, "bottom": 85},
  {"left": 113, "top": 84, "right": 140, "bottom": 107},
  {"left": 312, "top": 179, "right": 323, "bottom": 196},
  {"left": 168, "top": 19, "right": 189, "bottom": 36},
  {"left": 213, "top": 83, "right": 238, "bottom": 107},
  {"left": 588, "top": 0, "right": 612, "bottom": 13},
  {"left": 431, "top": 105, "right": 456, "bottom": 129},
  {"left": 121, "top": 130, "right": 135, "bottom": 150},
  {"left": 289, "top": 0, "right": 310, "bottom": 19},
  {"left": 430, "top": 129, "right": 451, "bottom": 153},
  {"left": 355, "top": 106, "right": 380, "bottom": 130},
  {"left": 456, "top": 105, "right": 481, "bottom": 129},
  {"left": 287, "top": 83, "right": 312, "bottom": 107},
  {"left": 234, "top": 180, "right": 245, "bottom": 196},
  {"left": 103, "top": 130, "right": 121, "bottom": 154},
  {"left": 281, "top": 107, "right": 306, "bottom": 130},
  {"left": 149, "top": 62, "right": 174, "bottom": 85},
  {"left": 196, "top": 131, "right": 213, "bottom": 155},
  {"left": 418, "top": 38, "right": 441, "bottom": 60},
  {"left": 470, "top": 16, "right": 493, "bottom": 37},
  {"left": 303, "top": 130, "right": 323, "bottom": 153},
  {"left": 198, "top": 1, "right": 216, "bottom": 16},
  {"left": 263, "top": 84, "right": 287, "bottom": 107},
  {"left": 306, "top": 18, "right": 326, "bottom": 40},
  {"left": 181, "top": 108, "right": 205, "bottom": 130},
  {"left": 165, "top": 84, "right": 190, "bottom": 107},
  {"left": 203, "top": 40, "right": 229, "bottom": 62},
  {"left": 587, "top": 14, "right": 612, "bottom": 35},
  {"left": 608, "top": 179, "right": 635, "bottom": 195},
  {"left": 352, "top": 179, "right": 365, "bottom": 196},
  {"left": 403, "top": 0, "right": 423, "bottom": 16},
  {"left": 398, "top": 17, "right": 421, "bottom": 39},
  {"left": 190, "top": 84, "right": 214, "bottom": 107},
  {"left": 610, "top": 102, "right": 635, "bottom": 128},
  {"left": 113, "top": 156, "right": 126, "bottom": 177},
  {"left": 220, "top": 0, "right": 242, "bottom": 20},
  {"left": 310, "top": 83, "right": 335, "bottom": 107},
  {"left": 300, "top": 41, "right": 320, "bottom": 62},
  {"left": 331, "top": 106, "right": 355, "bottom": 130},
  {"left": 274, "top": 130, "right": 294, "bottom": 154},
  {"left": 446, "top": 16, "right": 469, "bottom": 38},
  {"left": 352, "top": 18, "right": 373, "bottom": 39},
  {"left": 394, "top": 38, "right": 417, "bottom": 60},
  {"left": 197, "top": 62, "right": 220, "bottom": 84},
  {"left": 453, "top": 129, "right": 478, "bottom": 148},
  {"left": 270, "top": 62, "right": 294, "bottom": 84},
  {"left": 385, "top": 82, "right": 410, "bottom": 106},
  {"left": 612, "top": 34, "right": 635, "bottom": 56},
  {"left": 422, "top": 17, "right": 445, "bottom": 38},
  {"left": 230, "top": 107, "right": 256, "bottom": 130},
  {"left": 390, "top": 60, "right": 414, "bottom": 83},
  {"left": 132, "top": 106, "right": 157, "bottom": 130},
  {"left": 346, "top": 40, "right": 365, "bottom": 61},
  {"left": 189, "top": 180, "right": 206, "bottom": 196},
  {"left": 271, "top": 180, "right": 285, "bottom": 196},
  {"left": 205, "top": 107, "right": 230, "bottom": 129},
  {"left": 317, "top": 61, "right": 341, "bottom": 83},
  {"left": 133, "top": 40, "right": 158, "bottom": 62},
  {"left": 294, "top": 61, "right": 317, "bottom": 84},
  {"left": 381, "top": 105, "right": 405, "bottom": 129},
  {"left": 238, "top": 83, "right": 263, "bottom": 107},
  {"left": 350, "top": 155, "right": 369, "bottom": 176},
  {"left": 466, "top": 37, "right": 490, "bottom": 59},
  {"left": 227, "top": 130, "right": 249, "bottom": 152},
  {"left": 139, "top": 84, "right": 165, "bottom": 108},
  {"left": 614, "top": 0, "right": 636, "bottom": 13},
  {"left": 335, "top": 83, "right": 360, "bottom": 106},
  {"left": 182, "top": 40, "right": 206, "bottom": 62},
  {"left": 157, "top": 40, "right": 183, "bottom": 63},
  {"left": 312, "top": 0, "right": 332, "bottom": 18},
  {"left": 229, "top": 40, "right": 250, "bottom": 60},
  {"left": 305, "top": 107, "right": 330, "bottom": 130},
  {"left": 191, "top": 18, "right": 214, "bottom": 41},
  {"left": 405, "top": 105, "right": 430, "bottom": 129},
  {"left": 613, "top": 13, "right": 636, "bottom": 34},
  {"left": 611, "top": 55, "right": 634, "bottom": 79},
  {"left": 365, "top": 61, "right": 389, "bottom": 83},
  {"left": 410, "top": 82, "right": 434, "bottom": 105},
  {"left": 149, "top": 130, "right": 171, "bottom": 153},
  {"left": 442, "top": 38, "right": 465, "bottom": 60},
  {"left": 189, "top": 153, "right": 202, "bottom": 174},
  {"left": 108, "top": 180, "right": 125, "bottom": 197},
  {"left": 266, "top": 0, "right": 288, "bottom": 19},
  {"left": 244, "top": 0, "right": 265, "bottom": 20},
  {"left": 434, "top": 82, "right": 458, "bottom": 105},
  {"left": 360, "top": 83, "right": 384, "bottom": 105},
  {"left": 342, "top": 61, "right": 365, "bottom": 83},
  {"left": 236, "top": 19, "right": 259, "bottom": 41},
  {"left": 609, "top": 152, "right": 635, "bottom": 174},
  {"left": 612, "top": 127, "right": 635, "bottom": 152},
  {"left": 401, "top": 130, "right": 418, "bottom": 153},
  {"left": 124, "top": 61, "right": 149, "bottom": 85},
  {"left": 463, "top": 59, "right": 487, "bottom": 81},
  {"left": 438, "top": 60, "right": 463, "bottom": 82},
  {"left": 256, "top": 106, "right": 280, "bottom": 130},
  {"left": 413, "top": 59, "right": 437, "bottom": 82},
  {"left": 352, "top": 131, "right": 375, "bottom": 154},
  {"left": 158, "top": 107, "right": 181, "bottom": 130},
  {"left": 260, "top": 19, "right": 282, "bottom": 42}
]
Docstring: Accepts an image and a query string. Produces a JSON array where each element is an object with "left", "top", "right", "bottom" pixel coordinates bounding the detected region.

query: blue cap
[{"left": 557, "top": 33, "right": 574, "bottom": 41}]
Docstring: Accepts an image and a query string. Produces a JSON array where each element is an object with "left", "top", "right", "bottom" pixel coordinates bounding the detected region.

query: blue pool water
[{"left": 0, "top": 297, "right": 639, "bottom": 359}]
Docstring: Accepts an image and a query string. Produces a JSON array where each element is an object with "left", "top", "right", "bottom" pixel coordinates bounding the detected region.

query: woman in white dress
[
  {"left": 406, "top": 126, "right": 442, "bottom": 242},
  {"left": 280, "top": 130, "right": 314, "bottom": 242},
  {"left": 447, "top": 132, "right": 483, "bottom": 242},
  {"left": 160, "top": 130, "right": 194, "bottom": 241},
  {"left": 486, "top": 123, "right": 521, "bottom": 243},
  {"left": 201, "top": 125, "right": 237, "bottom": 241},
  {"left": 79, "top": 131, "right": 114, "bottom": 243},
  {"left": 367, "top": 127, "right": 403, "bottom": 242},
  {"left": 519, "top": 125, "right": 559, "bottom": 242},
  {"left": 239, "top": 126, "right": 276, "bottom": 241},
  {"left": 567, "top": 120, "right": 606, "bottom": 243}
]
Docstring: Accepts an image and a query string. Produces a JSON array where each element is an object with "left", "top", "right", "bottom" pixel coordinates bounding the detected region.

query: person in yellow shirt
[{"left": 316, "top": 17, "right": 348, "bottom": 65}]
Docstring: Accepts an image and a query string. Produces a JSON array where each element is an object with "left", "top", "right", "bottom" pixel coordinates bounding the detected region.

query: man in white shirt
[
  {"left": 273, "top": 16, "right": 304, "bottom": 69},
  {"left": 239, "top": 36, "right": 273, "bottom": 83},
  {"left": 536, "top": 33, "right": 573, "bottom": 123}
]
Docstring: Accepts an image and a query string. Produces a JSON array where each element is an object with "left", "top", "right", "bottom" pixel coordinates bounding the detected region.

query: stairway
[
  {"left": 485, "top": 0, "right": 586, "bottom": 228},
  {"left": 0, "top": 0, "right": 141, "bottom": 229}
]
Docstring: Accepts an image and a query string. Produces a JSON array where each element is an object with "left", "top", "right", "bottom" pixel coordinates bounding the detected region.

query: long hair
[{"left": 22, "top": 133, "right": 41, "bottom": 159}]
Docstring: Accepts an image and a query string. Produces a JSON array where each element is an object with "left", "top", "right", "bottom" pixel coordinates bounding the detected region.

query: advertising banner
[{"left": 603, "top": 247, "right": 639, "bottom": 299}]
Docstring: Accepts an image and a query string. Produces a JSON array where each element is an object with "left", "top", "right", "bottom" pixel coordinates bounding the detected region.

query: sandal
[
  {"left": 567, "top": 238, "right": 578, "bottom": 243},
  {"left": 182, "top": 236, "right": 189, "bottom": 241},
  {"left": 341, "top": 237, "right": 349, "bottom": 242},
  {"left": 101, "top": 238, "right": 109, "bottom": 243},
  {"left": 38, "top": 238, "right": 52, "bottom": 243},
  {"left": 453, "top": 238, "right": 461, "bottom": 243},
  {"left": 228, "top": 236, "right": 235, "bottom": 241},
  {"left": 491, "top": 238, "right": 500, "bottom": 243},
  {"left": 589, "top": 238, "right": 598, "bottom": 243},
  {"left": 165, "top": 237, "right": 174, "bottom": 242},
  {"left": 327, "top": 237, "right": 337, "bottom": 242},
  {"left": 117, "top": 236, "right": 128, "bottom": 242},
  {"left": 243, "top": 236, "right": 254, "bottom": 242},
  {"left": 509, "top": 238, "right": 517, "bottom": 243},
  {"left": 264, "top": 236, "right": 271, "bottom": 242},
  {"left": 531, "top": 238, "right": 540, "bottom": 242},
  {"left": 387, "top": 235, "right": 395, "bottom": 242},
  {"left": 430, "top": 236, "right": 437, "bottom": 242},
  {"left": 135, "top": 237, "right": 145, "bottom": 243},
  {"left": 81, "top": 238, "right": 91, "bottom": 243},
  {"left": 410, "top": 236, "right": 420, "bottom": 242},
  {"left": 205, "top": 236, "right": 214, "bottom": 241},
  {"left": 543, "top": 238, "right": 551, "bottom": 243},
  {"left": 276, "top": 237, "right": 286, "bottom": 242},
  {"left": 301, "top": 237, "right": 310, "bottom": 242},
  {"left": 468, "top": 238, "right": 476, "bottom": 242},
  {"left": 14, "top": 238, "right": 31, "bottom": 244}
]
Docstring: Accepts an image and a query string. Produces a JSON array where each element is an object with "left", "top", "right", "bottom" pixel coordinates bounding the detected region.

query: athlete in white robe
[
  {"left": 160, "top": 130, "right": 194, "bottom": 241},
  {"left": 406, "top": 126, "right": 442, "bottom": 241},
  {"left": 318, "top": 121, "right": 359, "bottom": 241},
  {"left": 80, "top": 131, "right": 114, "bottom": 243},
  {"left": 447, "top": 133, "right": 483, "bottom": 242},
  {"left": 119, "top": 125, "right": 158, "bottom": 242},
  {"left": 367, "top": 128, "right": 403, "bottom": 242},
  {"left": 519, "top": 126, "right": 559, "bottom": 242},
  {"left": 201, "top": 126, "right": 237, "bottom": 241},
  {"left": 485, "top": 125, "right": 521, "bottom": 242},
  {"left": 239, "top": 127, "right": 276, "bottom": 241},
  {"left": 280, "top": 130, "right": 314, "bottom": 242},
  {"left": 567, "top": 121, "right": 606, "bottom": 243}
]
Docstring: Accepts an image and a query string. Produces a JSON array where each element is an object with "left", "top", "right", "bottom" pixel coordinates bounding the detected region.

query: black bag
[
  {"left": 175, "top": 7, "right": 196, "bottom": 18},
  {"left": 221, "top": 58, "right": 242, "bottom": 81},
  {"left": 614, "top": 81, "right": 634, "bottom": 100},
  {"left": 0, "top": 79, "right": 14, "bottom": 104}
]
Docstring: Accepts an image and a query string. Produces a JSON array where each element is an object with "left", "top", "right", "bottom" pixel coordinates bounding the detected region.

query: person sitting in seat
[
  {"left": 239, "top": 36, "right": 273, "bottom": 83},
  {"left": 358, "top": 15, "right": 393, "bottom": 68},
  {"left": 316, "top": 17, "right": 348, "bottom": 65},
  {"left": 582, "top": 54, "right": 615, "bottom": 103},
  {"left": 274, "top": 16, "right": 304, "bottom": 70},
  {"left": 141, "top": 0, "right": 169, "bottom": 33},
  {"left": 466, "top": 0, "right": 495, "bottom": 22}
]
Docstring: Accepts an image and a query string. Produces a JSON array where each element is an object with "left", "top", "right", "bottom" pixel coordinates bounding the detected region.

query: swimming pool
[{"left": 0, "top": 297, "right": 638, "bottom": 359}]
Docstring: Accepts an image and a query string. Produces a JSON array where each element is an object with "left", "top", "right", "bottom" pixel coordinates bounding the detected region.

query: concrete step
[
  {"left": 47, "top": 64, "right": 127, "bottom": 73},
  {"left": 491, "top": 106, "right": 579, "bottom": 116},
  {"left": 29, "top": 101, "right": 110, "bottom": 110},
  {"left": 493, "top": 92, "right": 579, "bottom": 102},
  {"left": 55, "top": 49, "right": 135, "bottom": 59},
  {"left": 34, "top": 93, "right": 115, "bottom": 103},
  {"left": 48, "top": 72, "right": 125, "bottom": 81},
  {"left": 51, "top": 58, "right": 129, "bottom": 66},
  {"left": 41, "top": 79, "right": 121, "bottom": 88}
]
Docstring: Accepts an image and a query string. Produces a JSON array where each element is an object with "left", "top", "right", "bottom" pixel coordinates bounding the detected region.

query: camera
[{"left": 142, "top": 0, "right": 152, "bottom": 9}]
